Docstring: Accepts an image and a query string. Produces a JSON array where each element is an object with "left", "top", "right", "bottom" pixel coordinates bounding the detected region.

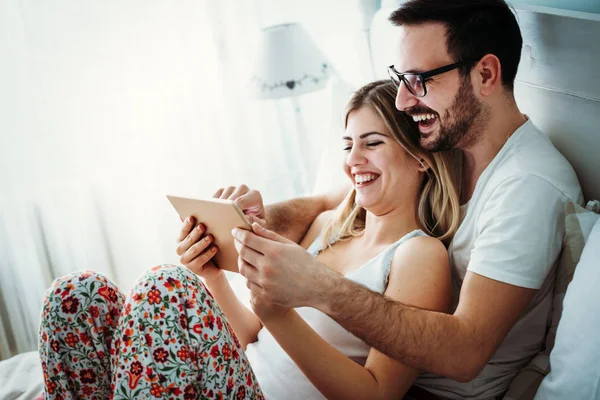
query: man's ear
[{"left": 473, "top": 54, "right": 502, "bottom": 96}]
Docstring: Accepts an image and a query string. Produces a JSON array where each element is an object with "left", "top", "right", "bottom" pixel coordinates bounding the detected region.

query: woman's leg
[
  {"left": 110, "top": 264, "right": 263, "bottom": 399},
  {"left": 39, "top": 270, "right": 125, "bottom": 399}
]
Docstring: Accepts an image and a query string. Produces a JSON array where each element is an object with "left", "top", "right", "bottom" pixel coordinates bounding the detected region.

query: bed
[{"left": 2, "top": 4, "right": 600, "bottom": 400}]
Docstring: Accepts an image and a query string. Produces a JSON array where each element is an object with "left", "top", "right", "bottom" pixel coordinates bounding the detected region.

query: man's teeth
[
  {"left": 355, "top": 173, "right": 378, "bottom": 184},
  {"left": 412, "top": 114, "right": 437, "bottom": 122}
]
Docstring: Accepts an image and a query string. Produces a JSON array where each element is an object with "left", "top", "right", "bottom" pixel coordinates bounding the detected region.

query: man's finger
[
  {"left": 231, "top": 228, "right": 272, "bottom": 254},
  {"left": 235, "top": 190, "right": 262, "bottom": 211},
  {"left": 246, "top": 280, "right": 266, "bottom": 298},
  {"left": 213, "top": 188, "right": 224, "bottom": 198},
  {"left": 228, "top": 184, "right": 249, "bottom": 200},
  {"left": 239, "top": 258, "right": 261, "bottom": 283},
  {"left": 251, "top": 223, "right": 293, "bottom": 245},
  {"left": 234, "top": 238, "right": 263, "bottom": 267},
  {"left": 220, "top": 186, "right": 236, "bottom": 199}
]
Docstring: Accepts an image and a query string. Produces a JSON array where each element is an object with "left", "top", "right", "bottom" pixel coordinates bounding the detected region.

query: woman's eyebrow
[{"left": 342, "top": 132, "right": 388, "bottom": 140}]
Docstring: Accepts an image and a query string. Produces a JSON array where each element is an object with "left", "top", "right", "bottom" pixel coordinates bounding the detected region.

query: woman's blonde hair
[{"left": 322, "top": 80, "right": 461, "bottom": 248}]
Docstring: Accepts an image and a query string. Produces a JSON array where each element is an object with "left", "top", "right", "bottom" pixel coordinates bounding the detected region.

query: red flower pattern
[
  {"left": 39, "top": 266, "right": 263, "bottom": 399},
  {"left": 61, "top": 296, "right": 79, "bottom": 314},
  {"left": 147, "top": 288, "right": 162, "bottom": 305}
]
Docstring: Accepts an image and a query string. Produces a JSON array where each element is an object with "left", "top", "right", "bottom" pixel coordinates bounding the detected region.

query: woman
[{"left": 39, "top": 80, "right": 460, "bottom": 399}]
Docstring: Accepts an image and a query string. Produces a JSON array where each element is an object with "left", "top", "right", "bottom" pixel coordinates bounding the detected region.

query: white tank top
[{"left": 245, "top": 229, "right": 427, "bottom": 400}]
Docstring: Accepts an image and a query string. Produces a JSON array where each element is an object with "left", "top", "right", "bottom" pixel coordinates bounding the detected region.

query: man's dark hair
[{"left": 389, "top": 0, "right": 522, "bottom": 91}]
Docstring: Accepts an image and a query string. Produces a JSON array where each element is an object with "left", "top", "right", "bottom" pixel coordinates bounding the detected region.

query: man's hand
[
  {"left": 215, "top": 185, "right": 267, "bottom": 227},
  {"left": 232, "top": 223, "right": 342, "bottom": 308}
]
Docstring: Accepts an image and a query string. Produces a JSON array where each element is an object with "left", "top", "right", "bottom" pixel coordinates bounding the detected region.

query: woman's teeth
[
  {"left": 355, "top": 173, "right": 379, "bottom": 184},
  {"left": 412, "top": 114, "right": 436, "bottom": 122}
]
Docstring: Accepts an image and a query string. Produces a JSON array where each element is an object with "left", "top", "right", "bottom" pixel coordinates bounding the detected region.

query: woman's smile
[{"left": 354, "top": 172, "right": 381, "bottom": 189}]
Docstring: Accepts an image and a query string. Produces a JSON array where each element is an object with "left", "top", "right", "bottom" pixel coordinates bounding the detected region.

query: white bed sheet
[{"left": 0, "top": 351, "right": 44, "bottom": 400}]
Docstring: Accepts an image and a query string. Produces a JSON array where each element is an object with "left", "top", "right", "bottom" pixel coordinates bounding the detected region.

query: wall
[{"left": 512, "top": 0, "right": 600, "bottom": 14}]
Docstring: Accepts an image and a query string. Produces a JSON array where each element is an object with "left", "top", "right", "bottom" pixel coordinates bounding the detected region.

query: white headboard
[{"left": 370, "top": 5, "right": 600, "bottom": 201}]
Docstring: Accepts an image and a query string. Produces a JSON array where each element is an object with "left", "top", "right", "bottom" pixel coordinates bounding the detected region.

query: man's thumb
[{"left": 251, "top": 222, "right": 291, "bottom": 244}]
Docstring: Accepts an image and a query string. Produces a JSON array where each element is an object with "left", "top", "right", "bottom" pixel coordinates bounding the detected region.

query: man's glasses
[{"left": 387, "top": 61, "right": 471, "bottom": 97}]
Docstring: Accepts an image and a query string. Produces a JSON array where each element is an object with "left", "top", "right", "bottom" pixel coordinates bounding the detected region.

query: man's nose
[{"left": 395, "top": 81, "right": 419, "bottom": 111}]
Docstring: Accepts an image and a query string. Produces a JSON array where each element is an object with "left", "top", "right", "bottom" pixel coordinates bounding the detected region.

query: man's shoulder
[{"left": 488, "top": 123, "right": 582, "bottom": 204}]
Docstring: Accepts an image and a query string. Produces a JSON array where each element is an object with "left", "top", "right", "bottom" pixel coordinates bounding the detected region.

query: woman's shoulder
[
  {"left": 390, "top": 234, "right": 450, "bottom": 280},
  {"left": 386, "top": 233, "right": 452, "bottom": 312}
]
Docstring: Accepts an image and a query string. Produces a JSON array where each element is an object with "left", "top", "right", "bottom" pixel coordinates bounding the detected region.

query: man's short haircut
[{"left": 389, "top": 0, "right": 523, "bottom": 91}]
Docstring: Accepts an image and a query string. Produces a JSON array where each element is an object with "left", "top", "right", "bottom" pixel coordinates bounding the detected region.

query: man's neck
[{"left": 460, "top": 106, "right": 527, "bottom": 204}]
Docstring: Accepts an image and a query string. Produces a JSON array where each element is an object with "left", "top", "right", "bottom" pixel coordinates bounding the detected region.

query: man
[{"left": 225, "top": 0, "right": 582, "bottom": 398}]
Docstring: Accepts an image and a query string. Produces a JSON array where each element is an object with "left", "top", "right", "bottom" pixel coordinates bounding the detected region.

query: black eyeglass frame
[{"left": 387, "top": 60, "right": 473, "bottom": 97}]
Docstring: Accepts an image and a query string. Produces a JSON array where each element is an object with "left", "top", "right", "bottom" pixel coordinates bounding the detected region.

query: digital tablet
[{"left": 166, "top": 195, "right": 252, "bottom": 273}]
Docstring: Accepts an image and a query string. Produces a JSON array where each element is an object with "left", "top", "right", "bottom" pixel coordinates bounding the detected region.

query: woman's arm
[
  {"left": 259, "top": 235, "right": 452, "bottom": 400},
  {"left": 203, "top": 274, "right": 262, "bottom": 349}
]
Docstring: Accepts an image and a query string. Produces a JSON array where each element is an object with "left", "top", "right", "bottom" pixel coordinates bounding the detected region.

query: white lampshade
[{"left": 250, "top": 23, "right": 331, "bottom": 100}]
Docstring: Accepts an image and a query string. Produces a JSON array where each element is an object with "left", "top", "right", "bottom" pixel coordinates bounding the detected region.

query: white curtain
[{"left": 0, "top": 0, "right": 375, "bottom": 360}]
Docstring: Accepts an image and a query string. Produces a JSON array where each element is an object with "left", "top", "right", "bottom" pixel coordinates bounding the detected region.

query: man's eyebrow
[
  {"left": 342, "top": 132, "right": 388, "bottom": 140},
  {"left": 392, "top": 65, "right": 424, "bottom": 74}
]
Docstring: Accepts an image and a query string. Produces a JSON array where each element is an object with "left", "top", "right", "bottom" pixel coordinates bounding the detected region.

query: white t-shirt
[{"left": 415, "top": 119, "right": 583, "bottom": 399}]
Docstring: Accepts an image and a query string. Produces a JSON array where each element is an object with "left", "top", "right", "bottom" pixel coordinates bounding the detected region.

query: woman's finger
[
  {"left": 186, "top": 245, "right": 219, "bottom": 274},
  {"left": 180, "top": 233, "right": 213, "bottom": 264},
  {"left": 176, "top": 222, "right": 204, "bottom": 256},
  {"left": 176, "top": 217, "right": 195, "bottom": 245}
]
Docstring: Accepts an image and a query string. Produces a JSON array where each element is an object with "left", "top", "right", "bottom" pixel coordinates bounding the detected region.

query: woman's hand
[
  {"left": 214, "top": 185, "right": 267, "bottom": 227},
  {"left": 176, "top": 217, "right": 223, "bottom": 282},
  {"left": 176, "top": 184, "right": 266, "bottom": 281},
  {"left": 249, "top": 290, "right": 290, "bottom": 323}
]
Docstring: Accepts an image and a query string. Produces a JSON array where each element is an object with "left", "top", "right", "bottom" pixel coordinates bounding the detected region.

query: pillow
[
  {"left": 544, "top": 202, "right": 599, "bottom": 353},
  {"left": 503, "top": 201, "right": 599, "bottom": 400},
  {"left": 534, "top": 215, "right": 600, "bottom": 399}
]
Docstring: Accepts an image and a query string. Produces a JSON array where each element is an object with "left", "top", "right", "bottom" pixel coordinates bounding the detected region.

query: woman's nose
[{"left": 346, "top": 145, "right": 367, "bottom": 167}]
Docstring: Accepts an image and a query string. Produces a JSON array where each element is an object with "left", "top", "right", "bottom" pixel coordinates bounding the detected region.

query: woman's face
[{"left": 343, "top": 107, "right": 421, "bottom": 214}]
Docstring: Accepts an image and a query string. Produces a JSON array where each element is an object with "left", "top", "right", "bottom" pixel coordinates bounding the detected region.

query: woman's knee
[
  {"left": 42, "top": 270, "right": 124, "bottom": 325},
  {"left": 130, "top": 264, "right": 207, "bottom": 299}
]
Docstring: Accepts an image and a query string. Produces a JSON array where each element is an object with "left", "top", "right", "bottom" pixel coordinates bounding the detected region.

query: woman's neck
[{"left": 360, "top": 202, "right": 421, "bottom": 248}]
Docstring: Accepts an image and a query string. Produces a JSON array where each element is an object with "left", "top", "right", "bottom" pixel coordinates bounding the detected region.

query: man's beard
[{"left": 417, "top": 76, "right": 490, "bottom": 152}]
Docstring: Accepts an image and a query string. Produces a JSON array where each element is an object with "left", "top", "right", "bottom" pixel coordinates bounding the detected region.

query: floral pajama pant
[{"left": 39, "top": 265, "right": 264, "bottom": 400}]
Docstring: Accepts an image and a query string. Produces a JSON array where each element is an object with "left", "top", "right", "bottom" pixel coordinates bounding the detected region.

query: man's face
[{"left": 393, "top": 23, "right": 488, "bottom": 151}]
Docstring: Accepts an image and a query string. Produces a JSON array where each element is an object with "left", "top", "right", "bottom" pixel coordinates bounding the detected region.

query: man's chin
[
  {"left": 420, "top": 134, "right": 440, "bottom": 152},
  {"left": 420, "top": 133, "right": 452, "bottom": 152}
]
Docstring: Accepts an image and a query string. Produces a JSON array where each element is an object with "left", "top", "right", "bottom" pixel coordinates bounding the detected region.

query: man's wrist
[{"left": 310, "top": 268, "right": 347, "bottom": 314}]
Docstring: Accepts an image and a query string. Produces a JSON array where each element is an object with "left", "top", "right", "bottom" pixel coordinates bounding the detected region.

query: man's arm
[
  {"left": 265, "top": 183, "right": 348, "bottom": 242},
  {"left": 233, "top": 224, "right": 537, "bottom": 381},
  {"left": 317, "top": 270, "right": 536, "bottom": 382}
]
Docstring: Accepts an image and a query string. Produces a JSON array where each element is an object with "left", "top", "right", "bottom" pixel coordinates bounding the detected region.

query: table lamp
[{"left": 250, "top": 22, "right": 332, "bottom": 194}]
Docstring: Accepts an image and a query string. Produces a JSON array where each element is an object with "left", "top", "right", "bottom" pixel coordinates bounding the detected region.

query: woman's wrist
[{"left": 201, "top": 269, "right": 227, "bottom": 286}]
